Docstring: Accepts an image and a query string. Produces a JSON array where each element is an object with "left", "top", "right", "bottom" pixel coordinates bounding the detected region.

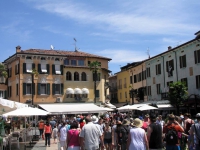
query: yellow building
[{"left": 3, "top": 46, "right": 111, "bottom": 104}]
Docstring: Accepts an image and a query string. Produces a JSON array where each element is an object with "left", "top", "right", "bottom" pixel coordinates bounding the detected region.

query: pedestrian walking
[
  {"left": 58, "top": 121, "right": 67, "bottom": 150},
  {"left": 52, "top": 125, "right": 58, "bottom": 144},
  {"left": 104, "top": 121, "right": 112, "bottom": 150},
  {"left": 43, "top": 122, "right": 52, "bottom": 147},
  {"left": 38, "top": 119, "right": 45, "bottom": 139}
]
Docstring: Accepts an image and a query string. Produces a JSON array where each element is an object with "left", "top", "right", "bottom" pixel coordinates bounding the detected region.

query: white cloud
[
  {"left": 94, "top": 49, "right": 148, "bottom": 63},
  {"left": 28, "top": 0, "right": 200, "bottom": 35}
]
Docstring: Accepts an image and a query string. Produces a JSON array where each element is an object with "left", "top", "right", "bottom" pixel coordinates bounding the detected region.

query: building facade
[
  {"left": 108, "top": 74, "right": 118, "bottom": 103},
  {"left": 3, "top": 46, "right": 111, "bottom": 104}
]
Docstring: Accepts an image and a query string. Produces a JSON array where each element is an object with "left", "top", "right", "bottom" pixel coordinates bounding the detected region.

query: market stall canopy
[
  {"left": 105, "top": 103, "right": 116, "bottom": 109},
  {"left": 74, "top": 88, "right": 82, "bottom": 94},
  {"left": 66, "top": 88, "right": 74, "bottom": 94},
  {"left": 157, "top": 104, "right": 174, "bottom": 109},
  {"left": 38, "top": 103, "right": 112, "bottom": 114},
  {"left": 101, "top": 107, "right": 114, "bottom": 111},
  {"left": 3, "top": 107, "right": 50, "bottom": 116},
  {"left": 117, "top": 105, "right": 136, "bottom": 112},
  {"left": 82, "top": 88, "right": 89, "bottom": 94},
  {"left": 136, "top": 105, "right": 158, "bottom": 111}
]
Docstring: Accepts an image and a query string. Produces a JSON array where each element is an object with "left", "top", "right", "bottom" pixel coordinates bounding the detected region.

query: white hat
[{"left": 91, "top": 115, "right": 98, "bottom": 123}]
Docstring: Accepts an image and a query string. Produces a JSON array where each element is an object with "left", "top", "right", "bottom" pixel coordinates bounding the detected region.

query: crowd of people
[{"left": 37, "top": 112, "right": 200, "bottom": 150}]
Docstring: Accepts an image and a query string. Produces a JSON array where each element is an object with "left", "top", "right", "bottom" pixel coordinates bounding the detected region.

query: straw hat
[
  {"left": 122, "top": 119, "right": 130, "bottom": 125},
  {"left": 131, "top": 118, "right": 143, "bottom": 128}
]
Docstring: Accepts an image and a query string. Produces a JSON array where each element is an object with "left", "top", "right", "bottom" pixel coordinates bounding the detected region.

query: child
[{"left": 52, "top": 125, "right": 58, "bottom": 144}]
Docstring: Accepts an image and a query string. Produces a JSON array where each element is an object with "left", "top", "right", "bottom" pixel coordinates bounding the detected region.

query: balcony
[{"left": 161, "top": 92, "right": 169, "bottom": 100}]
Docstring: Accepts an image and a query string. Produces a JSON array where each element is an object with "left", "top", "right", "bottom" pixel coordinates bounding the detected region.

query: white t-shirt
[{"left": 59, "top": 126, "right": 67, "bottom": 141}]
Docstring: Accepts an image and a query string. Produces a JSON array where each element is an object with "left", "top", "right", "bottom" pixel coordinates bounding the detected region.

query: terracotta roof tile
[{"left": 20, "top": 49, "right": 112, "bottom": 60}]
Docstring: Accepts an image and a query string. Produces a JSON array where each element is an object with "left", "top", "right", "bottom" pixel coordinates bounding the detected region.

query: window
[
  {"left": 167, "top": 81, "right": 173, "bottom": 87},
  {"left": 8, "top": 67, "right": 12, "bottom": 78},
  {"left": 55, "top": 58, "right": 60, "bottom": 61},
  {"left": 55, "top": 65, "right": 61, "bottom": 74},
  {"left": 8, "top": 86, "right": 12, "bottom": 97},
  {"left": 64, "top": 59, "right": 69, "bottom": 65},
  {"left": 130, "top": 76, "right": 133, "bottom": 84},
  {"left": 120, "top": 93, "right": 122, "bottom": 99},
  {"left": 41, "top": 64, "right": 47, "bottom": 73},
  {"left": 125, "top": 92, "right": 127, "bottom": 98},
  {"left": 134, "top": 75, "right": 137, "bottom": 83},
  {"left": 71, "top": 60, "right": 77, "bottom": 66},
  {"left": 0, "top": 91, "right": 4, "bottom": 98},
  {"left": 0, "top": 76, "right": 5, "bottom": 83},
  {"left": 16, "top": 84, "right": 19, "bottom": 96},
  {"left": 26, "top": 63, "right": 32, "bottom": 73},
  {"left": 146, "top": 67, "right": 151, "bottom": 77},
  {"left": 95, "top": 90, "right": 100, "bottom": 97},
  {"left": 138, "top": 73, "right": 142, "bottom": 82},
  {"left": 196, "top": 75, "right": 200, "bottom": 89},
  {"left": 118, "top": 79, "right": 122, "bottom": 89},
  {"left": 147, "top": 86, "right": 151, "bottom": 96},
  {"left": 66, "top": 94, "right": 73, "bottom": 98},
  {"left": 81, "top": 72, "right": 87, "bottom": 81},
  {"left": 82, "top": 94, "right": 88, "bottom": 98},
  {"left": 52, "top": 83, "right": 63, "bottom": 95},
  {"left": 15, "top": 64, "right": 19, "bottom": 74},
  {"left": 179, "top": 55, "right": 186, "bottom": 68},
  {"left": 98, "top": 62, "right": 101, "bottom": 67},
  {"left": 144, "top": 87, "right": 147, "bottom": 96},
  {"left": 156, "top": 64, "right": 161, "bottom": 75},
  {"left": 23, "top": 83, "right": 35, "bottom": 95},
  {"left": 26, "top": 56, "right": 32, "bottom": 59},
  {"left": 194, "top": 49, "right": 200, "bottom": 64},
  {"left": 181, "top": 78, "right": 188, "bottom": 88},
  {"left": 88, "top": 61, "right": 91, "bottom": 65},
  {"left": 156, "top": 84, "right": 161, "bottom": 94},
  {"left": 37, "top": 83, "right": 50, "bottom": 95},
  {"left": 66, "top": 72, "right": 72, "bottom": 80},
  {"left": 166, "top": 59, "right": 174, "bottom": 77},
  {"left": 142, "top": 70, "right": 146, "bottom": 80},
  {"left": 124, "top": 78, "right": 127, "bottom": 88},
  {"left": 78, "top": 60, "right": 84, "bottom": 66},
  {"left": 41, "top": 57, "right": 46, "bottom": 60},
  {"left": 74, "top": 72, "right": 79, "bottom": 81}
]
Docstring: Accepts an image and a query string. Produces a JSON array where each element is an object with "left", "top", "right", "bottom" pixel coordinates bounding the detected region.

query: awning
[
  {"left": 74, "top": 88, "right": 82, "bottom": 94},
  {"left": 105, "top": 103, "right": 116, "bottom": 109},
  {"left": 66, "top": 88, "right": 74, "bottom": 94},
  {"left": 157, "top": 104, "right": 174, "bottom": 109},
  {"left": 113, "top": 102, "right": 128, "bottom": 108},
  {"left": 82, "top": 88, "right": 89, "bottom": 94},
  {"left": 38, "top": 103, "right": 111, "bottom": 114},
  {"left": 141, "top": 100, "right": 170, "bottom": 104},
  {"left": 136, "top": 105, "right": 158, "bottom": 111},
  {"left": 55, "top": 65, "right": 61, "bottom": 75}
]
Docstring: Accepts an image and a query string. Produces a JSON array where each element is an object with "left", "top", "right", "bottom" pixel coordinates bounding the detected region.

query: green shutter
[
  {"left": 52, "top": 65, "right": 55, "bottom": 75},
  {"left": 32, "top": 63, "right": 35, "bottom": 70},
  {"left": 38, "top": 64, "right": 41, "bottom": 74},
  {"left": 23, "top": 63, "right": 26, "bottom": 74},
  {"left": 4, "top": 91, "right": 7, "bottom": 99},
  {"left": 18, "top": 63, "right": 20, "bottom": 74},
  {"left": 10, "top": 68, "right": 12, "bottom": 77},
  {"left": 23, "top": 83, "right": 26, "bottom": 95},
  {"left": 33, "top": 83, "right": 35, "bottom": 95},
  {"left": 52, "top": 83, "right": 55, "bottom": 95},
  {"left": 95, "top": 90, "right": 99, "bottom": 97},
  {"left": 47, "top": 83, "right": 50, "bottom": 95},
  {"left": 61, "top": 84, "right": 63, "bottom": 95},
  {"left": 47, "top": 64, "right": 49, "bottom": 74},
  {"left": 60, "top": 65, "right": 63, "bottom": 75},
  {"left": 37, "top": 83, "right": 41, "bottom": 95}
]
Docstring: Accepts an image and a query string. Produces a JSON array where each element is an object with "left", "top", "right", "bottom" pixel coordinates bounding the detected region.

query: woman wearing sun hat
[{"left": 127, "top": 118, "right": 149, "bottom": 150}]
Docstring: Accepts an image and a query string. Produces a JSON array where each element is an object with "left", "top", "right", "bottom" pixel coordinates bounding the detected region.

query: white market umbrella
[
  {"left": 136, "top": 105, "right": 158, "bottom": 111},
  {"left": 103, "top": 107, "right": 114, "bottom": 111},
  {"left": 117, "top": 105, "right": 135, "bottom": 112},
  {"left": 3, "top": 107, "right": 50, "bottom": 116}
]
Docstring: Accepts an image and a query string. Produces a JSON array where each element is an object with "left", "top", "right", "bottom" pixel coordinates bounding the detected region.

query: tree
[
  {"left": 0, "top": 63, "right": 8, "bottom": 78},
  {"left": 31, "top": 68, "right": 38, "bottom": 105},
  {"left": 89, "top": 61, "right": 101, "bottom": 103},
  {"left": 168, "top": 81, "right": 188, "bottom": 114}
]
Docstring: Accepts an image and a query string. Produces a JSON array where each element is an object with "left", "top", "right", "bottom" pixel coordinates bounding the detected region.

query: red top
[
  {"left": 44, "top": 125, "right": 51, "bottom": 133},
  {"left": 68, "top": 129, "right": 80, "bottom": 147},
  {"left": 80, "top": 122, "right": 85, "bottom": 129}
]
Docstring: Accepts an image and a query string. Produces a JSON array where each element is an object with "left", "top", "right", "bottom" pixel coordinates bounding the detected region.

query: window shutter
[
  {"left": 47, "top": 83, "right": 50, "bottom": 95},
  {"left": 95, "top": 90, "right": 99, "bottom": 97},
  {"left": 32, "top": 63, "right": 35, "bottom": 70},
  {"left": 179, "top": 56, "right": 182, "bottom": 68},
  {"left": 183, "top": 55, "right": 186, "bottom": 67},
  {"left": 155, "top": 65, "right": 157, "bottom": 75},
  {"left": 38, "top": 64, "right": 41, "bottom": 74},
  {"left": 4, "top": 91, "right": 7, "bottom": 99},
  {"left": 52, "top": 65, "right": 55, "bottom": 75},
  {"left": 15, "top": 65, "right": 17, "bottom": 75},
  {"left": 23, "top": 83, "right": 26, "bottom": 95},
  {"left": 52, "top": 83, "right": 55, "bottom": 95},
  {"left": 37, "top": 83, "right": 41, "bottom": 95},
  {"left": 166, "top": 61, "right": 169, "bottom": 72},
  {"left": 149, "top": 68, "right": 151, "bottom": 77},
  {"left": 33, "top": 83, "right": 35, "bottom": 95},
  {"left": 61, "top": 84, "right": 63, "bottom": 95},
  {"left": 47, "top": 64, "right": 49, "bottom": 74},
  {"left": 10, "top": 86, "right": 12, "bottom": 97},
  {"left": 23, "top": 63, "right": 26, "bottom": 74},
  {"left": 18, "top": 63, "right": 19, "bottom": 74},
  {"left": 60, "top": 65, "right": 63, "bottom": 75},
  {"left": 10, "top": 67, "right": 12, "bottom": 77},
  {"left": 198, "top": 50, "right": 200, "bottom": 63},
  {"left": 159, "top": 64, "right": 161, "bottom": 74}
]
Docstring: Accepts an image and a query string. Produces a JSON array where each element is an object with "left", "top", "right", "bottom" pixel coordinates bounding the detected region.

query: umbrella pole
[{"left": 24, "top": 117, "right": 26, "bottom": 150}]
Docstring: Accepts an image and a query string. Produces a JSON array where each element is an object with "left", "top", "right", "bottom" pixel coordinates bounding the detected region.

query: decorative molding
[
  {"left": 54, "top": 77, "right": 61, "bottom": 83},
  {"left": 39, "top": 76, "right": 47, "bottom": 83},
  {"left": 24, "top": 75, "right": 32, "bottom": 83},
  {"left": 25, "top": 59, "right": 33, "bottom": 63}
]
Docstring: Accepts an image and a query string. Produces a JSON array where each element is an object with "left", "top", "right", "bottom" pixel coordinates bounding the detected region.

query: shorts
[
  {"left": 104, "top": 138, "right": 112, "bottom": 144},
  {"left": 60, "top": 141, "right": 67, "bottom": 147},
  {"left": 53, "top": 136, "right": 57, "bottom": 140}
]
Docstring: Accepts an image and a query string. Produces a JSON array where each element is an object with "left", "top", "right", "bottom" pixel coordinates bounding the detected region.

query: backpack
[
  {"left": 165, "top": 126, "right": 178, "bottom": 145},
  {"left": 121, "top": 126, "right": 129, "bottom": 142}
]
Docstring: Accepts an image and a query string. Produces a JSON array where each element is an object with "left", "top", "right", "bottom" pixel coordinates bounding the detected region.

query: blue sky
[{"left": 0, "top": 0, "right": 200, "bottom": 74}]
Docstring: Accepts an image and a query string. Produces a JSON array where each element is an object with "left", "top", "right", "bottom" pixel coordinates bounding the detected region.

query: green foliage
[
  {"left": 88, "top": 61, "right": 101, "bottom": 72},
  {"left": 0, "top": 63, "right": 7, "bottom": 78},
  {"left": 168, "top": 81, "right": 188, "bottom": 106},
  {"left": 32, "top": 68, "right": 38, "bottom": 77}
]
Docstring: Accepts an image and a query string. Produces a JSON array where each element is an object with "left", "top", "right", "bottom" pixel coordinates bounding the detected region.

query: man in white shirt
[
  {"left": 80, "top": 116, "right": 104, "bottom": 150},
  {"left": 156, "top": 115, "right": 165, "bottom": 129}
]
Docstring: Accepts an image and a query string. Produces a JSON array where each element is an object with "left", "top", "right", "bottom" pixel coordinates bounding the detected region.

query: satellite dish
[{"left": 50, "top": 45, "right": 54, "bottom": 50}]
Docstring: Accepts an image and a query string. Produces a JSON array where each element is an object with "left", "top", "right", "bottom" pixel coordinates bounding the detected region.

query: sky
[{"left": 0, "top": 0, "right": 200, "bottom": 74}]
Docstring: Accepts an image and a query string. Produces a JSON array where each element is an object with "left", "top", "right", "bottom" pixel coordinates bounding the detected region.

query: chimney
[
  {"left": 16, "top": 45, "right": 21, "bottom": 53},
  {"left": 168, "top": 46, "right": 172, "bottom": 51}
]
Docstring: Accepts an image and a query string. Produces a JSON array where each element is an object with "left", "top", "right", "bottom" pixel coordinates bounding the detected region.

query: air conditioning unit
[{"left": 56, "top": 97, "right": 62, "bottom": 103}]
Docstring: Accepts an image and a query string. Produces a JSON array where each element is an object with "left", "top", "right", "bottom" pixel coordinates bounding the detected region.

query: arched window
[
  {"left": 81, "top": 72, "right": 87, "bottom": 81},
  {"left": 66, "top": 72, "right": 72, "bottom": 80},
  {"left": 74, "top": 72, "right": 79, "bottom": 81}
]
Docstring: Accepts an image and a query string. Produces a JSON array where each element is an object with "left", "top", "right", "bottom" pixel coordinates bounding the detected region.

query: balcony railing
[{"left": 161, "top": 92, "right": 169, "bottom": 100}]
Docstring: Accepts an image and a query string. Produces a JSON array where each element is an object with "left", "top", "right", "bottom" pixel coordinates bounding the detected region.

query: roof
[{"left": 21, "top": 49, "right": 112, "bottom": 60}]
